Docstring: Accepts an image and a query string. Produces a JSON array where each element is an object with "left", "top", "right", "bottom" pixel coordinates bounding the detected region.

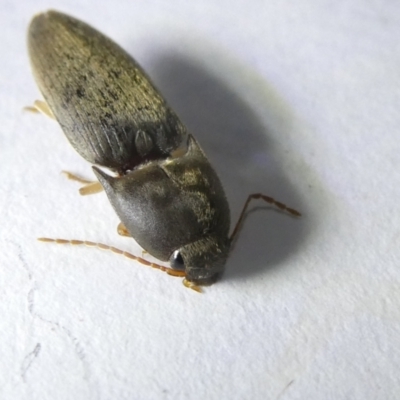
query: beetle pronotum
[{"left": 28, "top": 11, "right": 300, "bottom": 292}]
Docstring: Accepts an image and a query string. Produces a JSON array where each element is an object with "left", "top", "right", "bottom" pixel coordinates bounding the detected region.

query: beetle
[{"left": 28, "top": 11, "right": 300, "bottom": 291}]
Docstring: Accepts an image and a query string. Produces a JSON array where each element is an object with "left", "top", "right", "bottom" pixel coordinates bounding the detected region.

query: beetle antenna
[
  {"left": 37, "top": 238, "right": 186, "bottom": 278},
  {"left": 230, "top": 193, "right": 301, "bottom": 245}
]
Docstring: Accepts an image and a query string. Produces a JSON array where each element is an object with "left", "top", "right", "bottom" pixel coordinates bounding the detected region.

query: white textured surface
[{"left": 1, "top": 0, "right": 400, "bottom": 399}]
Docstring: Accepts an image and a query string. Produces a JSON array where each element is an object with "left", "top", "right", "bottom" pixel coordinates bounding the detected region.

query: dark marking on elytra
[{"left": 76, "top": 87, "right": 85, "bottom": 98}]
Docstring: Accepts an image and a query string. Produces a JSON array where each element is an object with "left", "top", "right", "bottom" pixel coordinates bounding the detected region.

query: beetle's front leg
[
  {"left": 117, "top": 222, "right": 149, "bottom": 257},
  {"left": 117, "top": 222, "right": 130, "bottom": 237},
  {"left": 182, "top": 279, "right": 202, "bottom": 293}
]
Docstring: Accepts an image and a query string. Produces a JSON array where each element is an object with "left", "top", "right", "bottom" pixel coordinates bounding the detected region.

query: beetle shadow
[{"left": 143, "top": 50, "right": 310, "bottom": 281}]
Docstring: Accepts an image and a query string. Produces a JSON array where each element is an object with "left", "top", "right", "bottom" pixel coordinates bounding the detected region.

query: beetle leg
[
  {"left": 114, "top": 232, "right": 171, "bottom": 276},
  {"left": 24, "top": 99, "right": 55, "bottom": 119},
  {"left": 182, "top": 279, "right": 202, "bottom": 293},
  {"left": 62, "top": 171, "right": 104, "bottom": 196},
  {"left": 115, "top": 223, "right": 161, "bottom": 265},
  {"left": 79, "top": 181, "right": 103, "bottom": 196},
  {"left": 117, "top": 222, "right": 130, "bottom": 237},
  {"left": 62, "top": 171, "right": 93, "bottom": 184},
  {"left": 230, "top": 193, "right": 301, "bottom": 244}
]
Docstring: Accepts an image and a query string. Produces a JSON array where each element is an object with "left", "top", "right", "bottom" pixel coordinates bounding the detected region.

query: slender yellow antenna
[
  {"left": 38, "top": 238, "right": 202, "bottom": 292},
  {"left": 38, "top": 238, "right": 187, "bottom": 277},
  {"left": 230, "top": 193, "right": 301, "bottom": 244}
]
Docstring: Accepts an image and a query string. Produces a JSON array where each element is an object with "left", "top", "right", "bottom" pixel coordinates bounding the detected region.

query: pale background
[{"left": 1, "top": 0, "right": 400, "bottom": 399}]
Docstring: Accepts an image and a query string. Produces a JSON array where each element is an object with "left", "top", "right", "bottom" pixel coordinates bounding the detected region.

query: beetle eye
[{"left": 170, "top": 250, "right": 185, "bottom": 270}]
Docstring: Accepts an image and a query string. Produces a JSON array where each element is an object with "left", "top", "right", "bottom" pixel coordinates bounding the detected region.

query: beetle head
[{"left": 170, "top": 235, "right": 231, "bottom": 285}]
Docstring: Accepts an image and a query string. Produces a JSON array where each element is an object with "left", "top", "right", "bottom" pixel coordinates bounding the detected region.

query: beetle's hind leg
[
  {"left": 62, "top": 171, "right": 103, "bottom": 196},
  {"left": 24, "top": 101, "right": 103, "bottom": 196},
  {"left": 24, "top": 100, "right": 55, "bottom": 119}
]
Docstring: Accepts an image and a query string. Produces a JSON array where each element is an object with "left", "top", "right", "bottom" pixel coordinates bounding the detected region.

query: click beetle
[{"left": 28, "top": 11, "right": 300, "bottom": 291}]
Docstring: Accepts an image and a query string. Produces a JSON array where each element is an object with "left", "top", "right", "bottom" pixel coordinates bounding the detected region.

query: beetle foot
[
  {"left": 24, "top": 99, "right": 55, "bottom": 119},
  {"left": 182, "top": 278, "right": 202, "bottom": 293}
]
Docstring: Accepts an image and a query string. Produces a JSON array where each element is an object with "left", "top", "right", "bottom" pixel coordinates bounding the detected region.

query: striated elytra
[{"left": 28, "top": 11, "right": 300, "bottom": 290}]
